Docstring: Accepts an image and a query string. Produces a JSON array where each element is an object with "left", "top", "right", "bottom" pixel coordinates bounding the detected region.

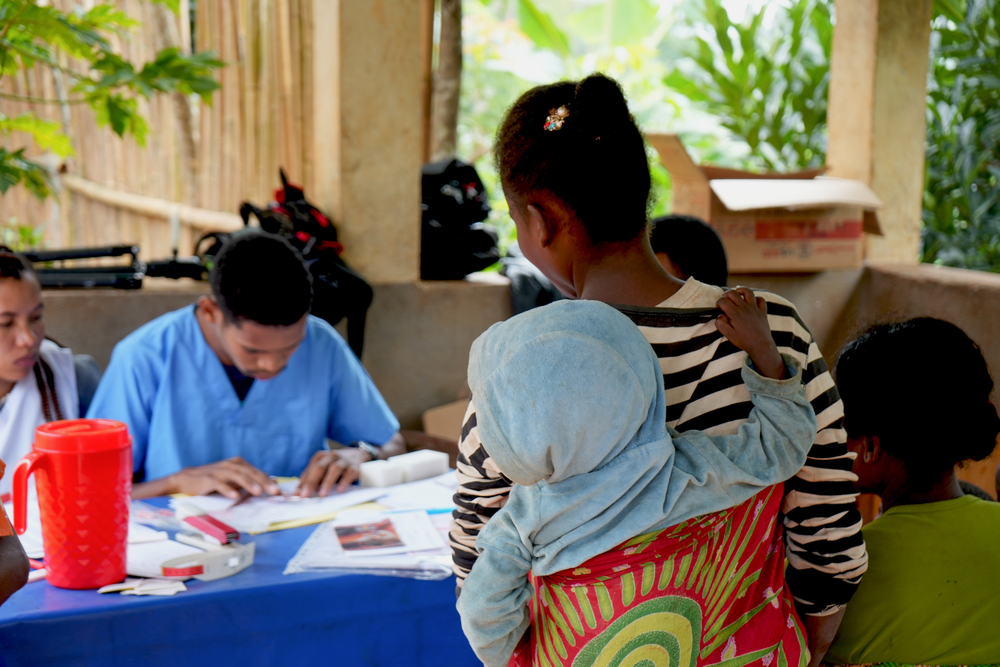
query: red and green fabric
[
  {"left": 510, "top": 485, "right": 807, "bottom": 667},
  {"left": 824, "top": 664, "right": 1000, "bottom": 667}
]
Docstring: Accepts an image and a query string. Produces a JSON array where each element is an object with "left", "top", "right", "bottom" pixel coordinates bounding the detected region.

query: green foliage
[
  {"left": 666, "top": 0, "right": 832, "bottom": 172},
  {"left": 0, "top": 113, "right": 73, "bottom": 156},
  {"left": 461, "top": 0, "right": 682, "bottom": 250},
  {"left": 0, "top": 216, "right": 42, "bottom": 250},
  {"left": 517, "top": 0, "right": 570, "bottom": 57},
  {"left": 0, "top": 0, "right": 222, "bottom": 200},
  {"left": 0, "top": 147, "right": 48, "bottom": 197},
  {"left": 921, "top": 0, "right": 1000, "bottom": 271}
]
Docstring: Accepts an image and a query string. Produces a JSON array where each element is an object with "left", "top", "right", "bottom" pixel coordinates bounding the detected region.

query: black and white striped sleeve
[
  {"left": 448, "top": 398, "right": 512, "bottom": 586},
  {"left": 769, "top": 300, "right": 869, "bottom": 616}
]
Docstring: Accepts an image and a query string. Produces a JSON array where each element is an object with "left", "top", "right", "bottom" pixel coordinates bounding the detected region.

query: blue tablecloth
[{"left": 0, "top": 506, "right": 478, "bottom": 667}]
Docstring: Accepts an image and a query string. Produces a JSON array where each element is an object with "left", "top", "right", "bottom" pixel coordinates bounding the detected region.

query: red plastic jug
[{"left": 12, "top": 419, "right": 132, "bottom": 589}]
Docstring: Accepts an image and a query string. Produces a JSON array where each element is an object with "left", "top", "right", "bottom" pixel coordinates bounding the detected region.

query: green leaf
[
  {"left": 0, "top": 148, "right": 52, "bottom": 199},
  {"left": 0, "top": 113, "right": 74, "bottom": 157},
  {"left": 567, "top": 0, "right": 659, "bottom": 49},
  {"left": 149, "top": 0, "right": 181, "bottom": 14},
  {"left": 517, "top": 0, "right": 570, "bottom": 57}
]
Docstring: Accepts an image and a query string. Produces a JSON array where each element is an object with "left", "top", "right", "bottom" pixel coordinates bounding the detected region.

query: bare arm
[
  {"left": 0, "top": 535, "right": 29, "bottom": 606},
  {"left": 716, "top": 287, "right": 786, "bottom": 380},
  {"left": 804, "top": 608, "right": 845, "bottom": 667}
]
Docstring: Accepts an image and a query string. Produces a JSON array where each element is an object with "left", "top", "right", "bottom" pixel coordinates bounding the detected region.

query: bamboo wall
[{"left": 0, "top": 0, "right": 314, "bottom": 261}]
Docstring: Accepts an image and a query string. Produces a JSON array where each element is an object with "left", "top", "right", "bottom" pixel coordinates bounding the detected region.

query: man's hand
[
  {"left": 296, "top": 448, "right": 372, "bottom": 498},
  {"left": 715, "top": 287, "right": 786, "bottom": 380},
  {"left": 166, "top": 457, "right": 281, "bottom": 500}
]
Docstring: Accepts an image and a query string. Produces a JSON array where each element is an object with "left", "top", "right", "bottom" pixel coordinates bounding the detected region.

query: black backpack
[
  {"left": 421, "top": 158, "right": 500, "bottom": 280},
  {"left": 198, "top": 169, "right": 373, "bottom": 358}
]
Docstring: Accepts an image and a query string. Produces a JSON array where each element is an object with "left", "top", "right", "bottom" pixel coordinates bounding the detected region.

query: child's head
[
  {"left": 835, "top": 318, "right": 1000, "bottom": 492},
  {"left": 468, "top": 300, "right": 665, "bottom": 486},
  {"left": 0, "top": 247, "right": 44, "bottom": 389},
  {"left": 494, "top": 74, "right": 651, "bottom": 294},
  {"left": 649, "top": 215, "right": 728, "bottom": 287}
]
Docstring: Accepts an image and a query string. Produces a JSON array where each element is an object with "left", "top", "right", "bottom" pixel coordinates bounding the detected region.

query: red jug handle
[{"left": 12, "top": 450, "right": 44, "bottom": 535}]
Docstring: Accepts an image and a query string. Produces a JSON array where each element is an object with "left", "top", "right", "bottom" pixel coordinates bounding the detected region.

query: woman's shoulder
[{"left": 866, "top": 496, "right": 1000, "bottom": 546}]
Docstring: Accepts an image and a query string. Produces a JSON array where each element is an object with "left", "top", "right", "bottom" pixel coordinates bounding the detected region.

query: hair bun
[
  {"left": 572, "top": 73, "right": 632, "bottom": 138},
  {"left": 959, "top": 401, "right": 1000, "bottom": 463}
]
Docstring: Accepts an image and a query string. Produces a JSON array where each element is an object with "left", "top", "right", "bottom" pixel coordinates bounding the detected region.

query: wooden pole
[
  {"left": 429, "top": 0, "right": 461, "bottom": 162},
  {"left": 62, "top": 174, "right": 245, "bottom": 232},
  {"left": 420, "top": 0, "right": 436, "bottom": 164}
]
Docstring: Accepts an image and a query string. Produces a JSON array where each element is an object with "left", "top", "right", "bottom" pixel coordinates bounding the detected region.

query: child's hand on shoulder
[{"left": 715, "top": 287, "right": 786, "bottom": 380}]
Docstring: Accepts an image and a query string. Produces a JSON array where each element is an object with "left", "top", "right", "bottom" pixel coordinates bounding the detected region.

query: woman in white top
[{"left": 0, "top": 247, "right": 100, "bottom": 498}]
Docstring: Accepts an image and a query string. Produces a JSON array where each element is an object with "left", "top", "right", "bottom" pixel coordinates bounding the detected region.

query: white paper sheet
[
  {"left": 377, "top": 475, "right": 458, "bottom": 512},
  {"left": 126, "top": 539, "right": 205, "bottom": 579},
  {"left": 284, "top": 510, "right": 452, "bottom": 576},
  {"left": 171, "top": 486, "right": 388, "bottom": 534},
  {"left": 332, "top": 509, "right": 444, "bottom": 557},
  {"left": 5, "top": 493, "right": 169, "bottom": 559}
]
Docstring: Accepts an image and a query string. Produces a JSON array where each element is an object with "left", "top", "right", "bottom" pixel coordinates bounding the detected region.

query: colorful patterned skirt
[{"left": 510, "top": 485, "right": 807, "bottom": 667}]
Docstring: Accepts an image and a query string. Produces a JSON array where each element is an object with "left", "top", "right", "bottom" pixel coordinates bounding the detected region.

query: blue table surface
[{"left": 0, "top": 499, "right": 478, "bottom": 667}]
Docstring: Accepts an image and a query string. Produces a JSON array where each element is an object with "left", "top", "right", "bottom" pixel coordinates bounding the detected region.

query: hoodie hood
[{"left": 468, "top": 299, "right": 667, "bottom": 487}]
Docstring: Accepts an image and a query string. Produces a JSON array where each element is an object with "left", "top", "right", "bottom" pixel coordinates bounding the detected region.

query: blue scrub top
[{"left": 87, "top": 306, "right": 400, "bottom": 481}]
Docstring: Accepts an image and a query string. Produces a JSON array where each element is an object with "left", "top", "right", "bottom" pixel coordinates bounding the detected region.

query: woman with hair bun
[
  {"left": 826, "top": 317, "right": 1000, "bottom": 665},
  {"left": 0, "top": 247, "right": 100, "bottom": 497},
  {"left": 451, "top": 73, "right": 867, "bottom": 666},
  {"left": 0, "top": 247, "right": 100, "bottom": 606}
]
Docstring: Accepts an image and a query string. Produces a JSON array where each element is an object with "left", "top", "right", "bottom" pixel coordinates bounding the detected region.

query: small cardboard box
[
  {"left": 422, "top": 399, "right": 470, "bottom": 443},
  {"left": 648, "top": 134, "right": 883, "bottom": 272}
]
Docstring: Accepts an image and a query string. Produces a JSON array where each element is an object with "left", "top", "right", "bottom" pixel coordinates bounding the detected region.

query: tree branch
[
  {"left": 0, "top": 39, "right": 88, "bottom": 80},
  {"left": 0, "top": 4, "right": 30, "bottom": 42},
  {"left": 0, "top": 91, "right": 87, "bottom": 104}
]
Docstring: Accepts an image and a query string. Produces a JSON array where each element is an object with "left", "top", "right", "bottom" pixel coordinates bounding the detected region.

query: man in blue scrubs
[{"left": 88, "top": 232, "right": 404, "bottom": 500}]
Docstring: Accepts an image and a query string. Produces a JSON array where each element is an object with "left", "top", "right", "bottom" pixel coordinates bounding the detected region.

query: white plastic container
[
  {"left": 388, "top": 450, "right": 449, "bottom": 483},
  {"left": 359, "top": 459, "right": 405, "bottom": 488}
]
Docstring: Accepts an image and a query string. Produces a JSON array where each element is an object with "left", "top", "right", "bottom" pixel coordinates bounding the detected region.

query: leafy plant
[
  {"left": 664, "top": 0, "right": 832, "bottom": 172},
  {"left": 0, "top": 216, "right": 42, "bottom": 250},
  {"left": 0, "top": 0, "right": 222, "bottom": 199},
  {"left": 462, "top": 0, "right": 681, "bottom": 246},
  {"left": 921, "top": 0, "right": 1000, "bottom": 271}
]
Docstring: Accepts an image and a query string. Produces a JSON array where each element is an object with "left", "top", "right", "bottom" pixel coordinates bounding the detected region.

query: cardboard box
[
  {"left": 648, "top": 134, "right": 883, "bottom": 272},
  {"left": 421, "top": 398, "right": 470, "bottom": 443}
]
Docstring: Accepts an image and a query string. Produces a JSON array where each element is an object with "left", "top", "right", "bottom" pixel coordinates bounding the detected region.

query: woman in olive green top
[{"left": 827, "top": 318, "right": 1000, "bottom": 666}]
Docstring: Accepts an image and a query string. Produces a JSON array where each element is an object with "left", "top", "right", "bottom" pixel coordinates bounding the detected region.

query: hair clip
[{"left": 544, "top": 106, "right": 570, "bottom": 131}]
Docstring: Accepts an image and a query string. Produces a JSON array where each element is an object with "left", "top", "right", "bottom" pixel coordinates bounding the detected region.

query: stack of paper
[
  {"left": 284, "top": 509, "right": 452, "bottom": 579},
  {"left": 170, "top": 485, "right": 389, "bottom": 534},
  {"left": 378, "top": 473, "right": 458, "bottom": 513}
]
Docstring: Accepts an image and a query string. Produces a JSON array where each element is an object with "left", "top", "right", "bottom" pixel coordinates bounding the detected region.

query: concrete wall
[
  {"left": 43, "top": 265, "right": 999, "bottom": 494},
  {"left": 731, "top": 270, "right": 864, "bottom": 366},
  {"left": 361, "top": 276, "right": 511, "bottom": 429},
  {"left": 42, "top": 277, "right": 511, "bottom": 431},
  {"left": 738, "top": 265, "right": 1000, "bottom": 498},
  {"left": 828, "top": 0, "right": 934, "bottom": 265},
  {"left": 43, "top": 279, "right": 210, "bottom": 368},
  {"left": 310, "top": 0, "right": 423, "bottom": 284}
]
